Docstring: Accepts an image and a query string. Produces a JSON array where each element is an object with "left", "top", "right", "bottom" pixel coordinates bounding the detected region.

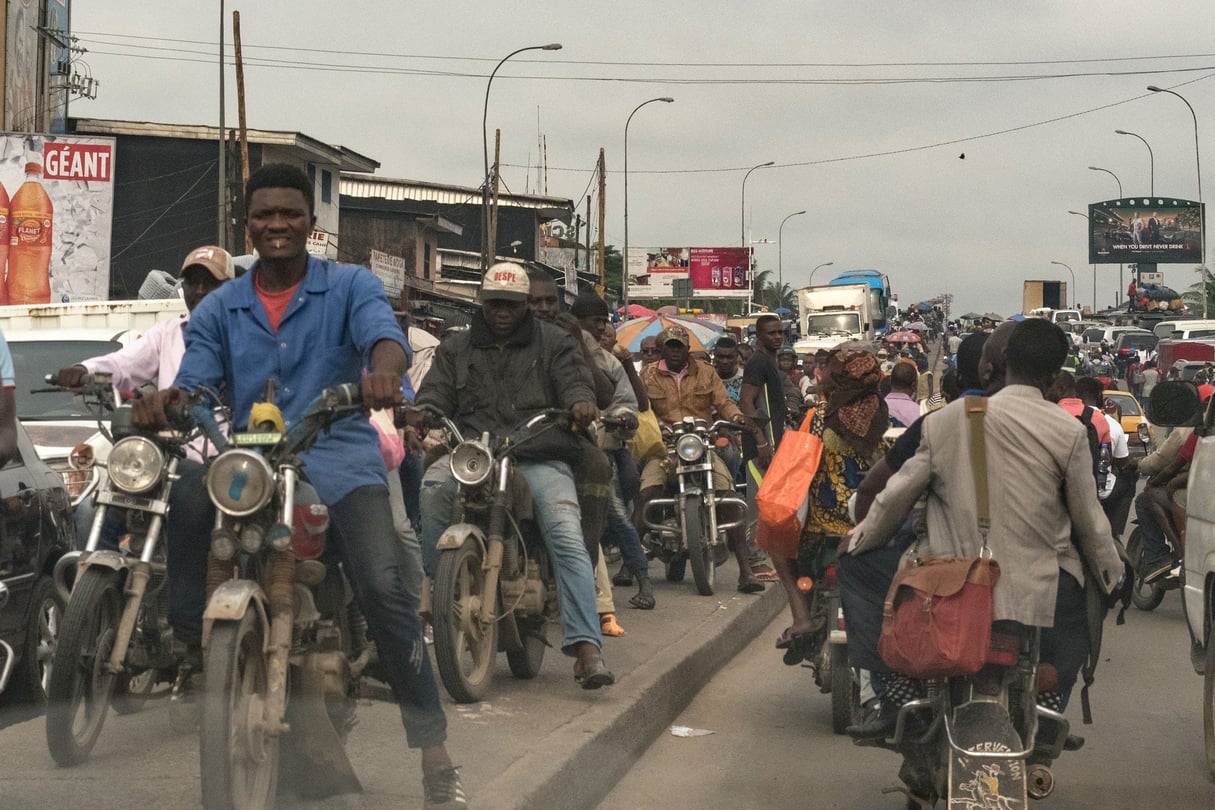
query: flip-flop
[
  {"left": 574, "top": 658, "right": 616, "bottom": 690},
  {"left": 600, "top": 613, "right": 626, "bottom": 636},
  {"left": 775, "top": 626, "right": 794, "bottom": 649},
  {"left": 628, "top": 592, "right": 656, "bottom": 610},
  {"left": 737, "top": 581, "right": 765, "bottom": 594},
  {"left": 783, "top": 632, "right": 813, "bottom": 666}
]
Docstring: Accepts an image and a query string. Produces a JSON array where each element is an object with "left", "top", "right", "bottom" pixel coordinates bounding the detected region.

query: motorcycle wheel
[
  {"left": 830, "top": 646, "right": 858, "bottom": 735},
  {"left": 1125, "top": 528, "right": 1166, "bottom": 611},
  {"left": 433, "top": 541, "right": 498, "bottom": 703},
  {"left": 685, "top": 495, "right": 715, "bottom": 596},
  {"left": 1205, "top": 626, "right": 1215, "bottom": 781},
  {"left": 45, "top": 568, "right": 122, "bottom": 766},
  {"left": 665, "top": 555, "right": 686, "bottom": 582},
  {"left": 200, "top": 611, "right": 278, "bottom": 810},
  {"left": 506, "top": 618, "right": 547, "bottom": 680}
]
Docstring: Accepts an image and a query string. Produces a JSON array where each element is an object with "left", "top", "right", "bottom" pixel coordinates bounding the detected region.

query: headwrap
[{"left": 823, "top": 350, "right": 889, "bottom": 456}]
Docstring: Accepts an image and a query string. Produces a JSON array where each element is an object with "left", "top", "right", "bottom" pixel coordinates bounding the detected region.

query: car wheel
[{"left": 20, "top": 576, "right": 64, "bottom": 701}]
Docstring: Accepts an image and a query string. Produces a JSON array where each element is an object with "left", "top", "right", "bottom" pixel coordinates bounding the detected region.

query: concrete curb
[{"left": 472, "top": 583, "right": 785, "bottom": 810}]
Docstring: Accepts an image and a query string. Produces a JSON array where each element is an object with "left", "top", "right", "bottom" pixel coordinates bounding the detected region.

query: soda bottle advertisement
[{"left": 0, "top": 133, "right": 116, "bottom": 304}]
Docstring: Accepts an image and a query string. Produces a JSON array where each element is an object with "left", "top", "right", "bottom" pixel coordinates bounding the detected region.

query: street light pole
[
  {"left": 1148, "top": 85, "right": 1206, "bottom": 318},
  {"left": 1068, "top": 210, "right": 1097, "bottom": 312},
  {"left": 1089, "top": 165, "right": 1125, "bottom": 306},
  {"left": 1115, "top": 129, "right": 1155, "bottom": 195},
  {"left": 1088, "top": 165, "right": 1123, "bottom": 198},
  {"left": 622, "top": 96, "right": 674, "bottom": 317},
  {"left": 808, "top": 261, "right": 833, "bottom": 287},
  {"left": 740, "top": 161, "right": 774, "bottom": 248},
  {"left": 481, "top": 42, "right": 562, "bottom": 271},
  {"left": 777, "top": 210, "right": 806, "bottom": 294},
  {"left": 1050, "top": 260, "right": 1076, "bottom": 309}
]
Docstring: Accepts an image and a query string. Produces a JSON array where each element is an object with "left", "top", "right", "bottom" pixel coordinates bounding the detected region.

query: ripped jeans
[{"left": 420, "top": 457, "right": 602, "bottom": 654}]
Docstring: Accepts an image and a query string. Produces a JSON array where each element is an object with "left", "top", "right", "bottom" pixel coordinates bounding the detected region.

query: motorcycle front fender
[
  {"left": 437, "top": 523, "right": 487, "bottom": 554},
  {"left": 54, "top": 549, "right": 126, "bottom": 603},
  {"left": 202, "top": 579, "right": 271, "bottom": 650}
]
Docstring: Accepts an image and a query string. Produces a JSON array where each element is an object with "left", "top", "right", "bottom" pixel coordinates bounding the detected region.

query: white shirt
[{"left": 1101, "top": 413, "right": 1128, "bottom": 500}]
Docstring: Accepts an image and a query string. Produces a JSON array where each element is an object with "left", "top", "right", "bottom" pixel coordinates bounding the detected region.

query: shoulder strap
[{"left": 965, "top": 396, "right": 990, "bottom": 541}]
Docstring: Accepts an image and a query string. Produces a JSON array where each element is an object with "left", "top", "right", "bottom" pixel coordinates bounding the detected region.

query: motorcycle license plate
[
  {"left": 233, "top": 431, "right": 283, "bottom": 445},
  {"left": 947, "top": 702, "right": 1027, "bottom": 809}
]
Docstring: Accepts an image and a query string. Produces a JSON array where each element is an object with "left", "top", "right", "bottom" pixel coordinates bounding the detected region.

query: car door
[{"left": 1184, "top": 428, "right": 1215, "bottom": 648}]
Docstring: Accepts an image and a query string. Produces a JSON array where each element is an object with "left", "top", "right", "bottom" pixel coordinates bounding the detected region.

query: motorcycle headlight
[
  {"left": 107, "top": 436, "right": 165, "bottom": 494},
  {"left": 206, "top": 449, "right": 275, "bottom": 516},
  {"left": 239, "top": 523, "right": 266, "bottom": 555},
  {"left": 450, "top": 440, "right": 493, "bottom": 487},
  {"left": 675, "top": 433, "right": 706, "bottom": 463}
]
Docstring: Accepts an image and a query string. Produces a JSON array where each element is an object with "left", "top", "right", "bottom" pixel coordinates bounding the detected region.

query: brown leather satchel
[{"left": 878, "top": 397, "right": 1002, "bottom": 679}]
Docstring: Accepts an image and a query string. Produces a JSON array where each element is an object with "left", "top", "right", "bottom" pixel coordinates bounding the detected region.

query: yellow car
[{"left": 1103, "top": 389, "right": 1153, "bottom": 451}]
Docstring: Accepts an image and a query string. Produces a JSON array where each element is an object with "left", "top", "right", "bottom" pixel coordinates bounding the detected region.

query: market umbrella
[
  {"left": 773, "top": 307, "right": 792, "bottom": 315},
  {"left": 905, "top": 321, "right": 929, "bottom": 331},
  {"left": 884, "top": 330, "right": 922, "bottom": 344},
  {"left": 984, "top": 312, "right": 1004, "bottom": 322},
  {"left": 960, "top": 311, "right": 983, "bottom": 320},
  {"left": 617, "top": 303, "right": 657, "bottom": 319},
  {"left": 1009, "top": 313, "right": 1027, "bottom": 322},
  {"left": 614, "top": 314, "right": 724, "bottom": 353}
]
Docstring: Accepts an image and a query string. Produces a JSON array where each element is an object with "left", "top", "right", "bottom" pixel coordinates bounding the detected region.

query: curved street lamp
[
  {"left": 777, "top": 210, "right": 806, "bottom": 293},
  {"left": 622, "top": 96, "right": 675, "bottom": 315},
  {"left": 808, "top": 261, "right": 834, "bottom": 287},
  {"left": 1088, "top": 165, "right": 1123, "bottom": 199},
  {"left": 1050, "top": 260, "right": 1076, "bottom": 309},
  {"left": 740, "top": 161, "right": 774, "bottom": 247},
  {"left": 1068, "top": 210, "right": 1098, "bottom": 312},
  {"left": 481, "top": 43, "right": 562, "bottom": 270},
  {"left": 1115, "top": 129, "right": 1155, "bottom": 196},
  {"left": 1148, "top": 85, "right": 1206, "bottom": 317}
]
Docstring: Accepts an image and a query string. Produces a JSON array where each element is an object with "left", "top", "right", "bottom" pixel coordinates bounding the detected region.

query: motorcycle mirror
[{"left": 1147, "top": 381, "right": 1204, "bottom": 428}]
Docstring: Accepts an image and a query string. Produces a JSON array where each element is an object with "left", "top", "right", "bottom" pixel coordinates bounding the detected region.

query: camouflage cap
[{"left": 659, "top": 325, "right": 690, "bottom": 347}]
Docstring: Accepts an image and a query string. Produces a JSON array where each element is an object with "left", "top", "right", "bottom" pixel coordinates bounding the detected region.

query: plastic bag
[
  {"left": 626, "top": 408, "right": 665, "bottom": 463},
  {"left": 755, "top": 411, "right": 822, "bottom": 560}
]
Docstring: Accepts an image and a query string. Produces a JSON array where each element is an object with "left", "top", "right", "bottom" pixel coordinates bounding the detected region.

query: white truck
[
  {"left": 1, "top": 299, "right": 188, "bottom": 545},
  {"left": 792, "top": 283, "right": 874, "bottom": 355}
]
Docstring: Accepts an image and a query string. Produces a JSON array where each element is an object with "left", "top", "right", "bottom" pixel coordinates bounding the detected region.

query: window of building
[{"left": 321, "top": 169, "right": 333, "bottom": 203}]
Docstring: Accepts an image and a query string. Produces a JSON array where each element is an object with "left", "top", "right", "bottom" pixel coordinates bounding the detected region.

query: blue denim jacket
[{"left": 175, "top": 255, "right": 410, "bottom": 504}]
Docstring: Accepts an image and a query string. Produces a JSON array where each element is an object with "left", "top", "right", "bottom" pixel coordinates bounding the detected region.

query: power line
[{"left": 74, "top": 31, "right": 1215, "bottom": 69}]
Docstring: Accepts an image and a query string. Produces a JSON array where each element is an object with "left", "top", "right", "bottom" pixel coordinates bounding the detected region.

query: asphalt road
[{"left": 599, "top": 593, "right": 1215, "bottom": 810}]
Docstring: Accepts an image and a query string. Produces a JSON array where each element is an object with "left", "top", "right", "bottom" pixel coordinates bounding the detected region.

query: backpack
[{"left": 1075, "top": 412, "right": 1108, "bottom": 495}]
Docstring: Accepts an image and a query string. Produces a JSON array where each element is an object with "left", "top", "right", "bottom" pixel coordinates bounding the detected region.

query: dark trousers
[
  {"left": 1101, "top": 470, "right": 1136, "bottom": 538},
  {"left": 1134, "top": 489, "right": 1171, "bottom": 562},
  {"left": 398, "top": 451, "right": 425, "bottom": 528},
  {"left": 1040, "top": 570, "right": 1088, "bottom": 710},
  {"left": 166, "top": 460, "right": 214, "bottom": 646},
  {"left": 837, "top": 538, "right": 912, "bottom": 673}
]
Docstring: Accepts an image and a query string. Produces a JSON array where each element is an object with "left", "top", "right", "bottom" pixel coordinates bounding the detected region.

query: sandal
[
  {"left": 737, "top": 580, "right": 765, "bottom": 594},
  {"left": 782, "top": 632, "right": 813, "bottom": 666},
  {"left": 600, "top": 613, "right": 626, "bottom": 637},
  {"left": 611, "top": 563, "right": 635, "bottom": 588},
  {"left": 628, "top": 578, "right": 655, "bottom": 610},
  {"left": 750, "top": 563, "right": 779, "bottom": 583},
  {"left": 574, "top": 657, "right": 616, "bottom": 690},
  {"left": 775, "top": 626, "right": 794, "bottom": 649}
]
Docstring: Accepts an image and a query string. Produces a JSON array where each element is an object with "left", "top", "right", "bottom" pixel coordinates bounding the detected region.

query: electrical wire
[{"left": 111, "top": 161, "right": 216, "bottom": 260}]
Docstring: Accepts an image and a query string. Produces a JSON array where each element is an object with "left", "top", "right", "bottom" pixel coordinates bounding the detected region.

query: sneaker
[{"left": 422, "top": 766, "right": 468, "bottom": 809}]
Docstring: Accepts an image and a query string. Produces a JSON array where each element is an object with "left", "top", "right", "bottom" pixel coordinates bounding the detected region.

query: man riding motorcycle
[
  {"left": 416, "top": 263, "right": 615, "bottom": 689},
  {"left": 637, "top": 326, "right": 759, "bottom": 592}
]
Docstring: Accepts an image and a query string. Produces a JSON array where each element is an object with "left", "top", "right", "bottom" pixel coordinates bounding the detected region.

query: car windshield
[
  {"left": 1108, "top": 394, "right": 1141, "bottom": 416},
  {"left": 1119, "top": 334, "right": 1157, "bottom": 349},
  {"left": 1082, "top": 328, "right": 1104, "bottom": 343},
  {"left": 9, "top": 339, "right": 122, "bottom": 420},
  {"left": 804, "top": 312, "right": 860, "bottom": 335}
]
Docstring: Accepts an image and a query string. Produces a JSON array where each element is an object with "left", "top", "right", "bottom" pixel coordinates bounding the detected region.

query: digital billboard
[
  {"left": 1088, "top": 198, "right": 1204, "bottom": 264},
  {"left": 627, "top": 246, "right": 752, "bottom": 300}
]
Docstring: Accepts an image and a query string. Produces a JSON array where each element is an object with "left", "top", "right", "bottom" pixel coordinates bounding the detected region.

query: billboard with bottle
[
  {"left": 627, "top": 246, "right": 752, "bottom": 299},
  {"left": 0, "top": 133, "right": 116, "bottom": 303}
]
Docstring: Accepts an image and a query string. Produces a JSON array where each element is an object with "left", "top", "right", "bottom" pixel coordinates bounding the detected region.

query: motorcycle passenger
[
  {"left": 134, "top": 164, "right": 465, "bottom": 808},
  {"left": 417, "top": 263, "right": 616, "bottom": 690},
  {"left": 1127, "top": 415, "right": 1196, "bottom": 583},
  {"left": 770, "top": 348, "right": 892, "bottom": 663},
  {"left": 711, "top": 336, "right": 746, "bottom": 487},
  {"left": 637, "top": 326, "right": 760, "bottom": 592},
  {"left": 845, "top": 319, "right": 1123, "bottom": 736}
]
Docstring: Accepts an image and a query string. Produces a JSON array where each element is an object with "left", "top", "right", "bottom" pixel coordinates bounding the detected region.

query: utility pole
[
  {"left": 574, "top": 214, "right": 582, "bottom": 269},
  {"left": 586, "top": 195, "right": 592, "bottom": 287},
  {"left": 597, "top": 148, "right": 606, "bottom": 281},
  {"left": 217, "top": 0, "right": 227, "bottom": 249},
  {"left": 490, "top": 129, "right": 502, "bottom": 263},
  {"left": 233, "top": 10, "right": 251, "bottom": 253},
  {"left": 543, "top": 134, "right": 549, "bottom": 195}
]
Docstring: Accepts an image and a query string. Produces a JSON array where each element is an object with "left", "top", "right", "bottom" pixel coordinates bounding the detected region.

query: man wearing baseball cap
[
  {"left": 55, "top": 244, "right": 234, "bottom": 457},
  {"left": 416, "top": 262, "right": 616, "bottom": 688}
]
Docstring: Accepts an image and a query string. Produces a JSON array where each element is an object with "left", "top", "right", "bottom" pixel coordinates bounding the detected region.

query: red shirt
[
  {"left": 1058, "top": 399, "right": 1111, "bottom": 446},
  {"left": 255, "top": 278, "right": 301, "bottom": 333},
  {"left": 1179, "top": 432, "right": 1200, "bottom": 464}
]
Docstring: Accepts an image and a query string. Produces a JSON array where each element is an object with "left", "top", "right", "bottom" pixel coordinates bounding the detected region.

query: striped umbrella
[{"left": 613, "top": 314, "right": 724, "bottom": 353}]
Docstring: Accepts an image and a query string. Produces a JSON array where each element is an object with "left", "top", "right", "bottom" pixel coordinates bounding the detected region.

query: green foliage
[{"left": 1182, "top": 265, "right": 1215, "bottom": 314}]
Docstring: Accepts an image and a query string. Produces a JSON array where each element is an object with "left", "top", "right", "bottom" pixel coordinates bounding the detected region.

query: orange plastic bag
[{"left": 755, "top": 411, "right": 823, "bottom": 560}]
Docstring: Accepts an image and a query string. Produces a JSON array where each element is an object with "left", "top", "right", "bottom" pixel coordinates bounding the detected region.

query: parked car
[
  {"left": 1103, "top": 389, "right": 1153, "bottom": 452},
  {"left": 1083, "top": 324, "right": 1148, "bottom": 352},
  {"left": 1113, "top": 331, "right": 1159, "bottom": 374},
  {"left": 1153, "top": 318, "right": 1215, "bottom": 340},
  {"left": 0, "top": 421, "right": 75, "bottom": 699}
]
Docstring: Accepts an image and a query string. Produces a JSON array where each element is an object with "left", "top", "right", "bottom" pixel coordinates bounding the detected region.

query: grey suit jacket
[{"left": 850, "top": 385, "right": 1124, "bottom": 627}]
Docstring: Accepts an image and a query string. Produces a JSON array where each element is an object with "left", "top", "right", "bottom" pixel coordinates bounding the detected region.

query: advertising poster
[
  {"left": 4, "top": 0, "right": 39, "bottom": 132},
  {"left": 1, "top": 133, "right": 116, "bottom": 303},
  {"left": 369, "top": 248, "right": 405, "bottom": 297},
  {"left": 1088, "top": 198, "right": 1205, "bottom": 264},
  {"left": 626, "top": 246, "right": 689, "bottom": 299},
  {"left": 688, "top": 247, "right": 752, "bottom": 299}
]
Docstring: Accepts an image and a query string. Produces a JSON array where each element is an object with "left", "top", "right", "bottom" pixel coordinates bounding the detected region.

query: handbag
[
  {"left": 878, "top": 396, "right": 1002, "bottom": 679},
  {"left": 755, "top": 410, "right": 822, "bottom": 560}
]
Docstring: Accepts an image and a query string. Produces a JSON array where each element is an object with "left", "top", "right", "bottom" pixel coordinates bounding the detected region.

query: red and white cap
[{"left": 479, "top": 262, "right": 529, "bottom": 302}]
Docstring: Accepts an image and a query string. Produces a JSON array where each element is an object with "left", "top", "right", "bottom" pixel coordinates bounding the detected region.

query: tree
[
  {"left": 763, "top": 281, "right": 797, "bottom": 312},
  {"left": 1181, "top": 265, "right": 1215, "bottom": 315},
  {"left": 751, "top": 268, "right": 772, "bottom": 308}
]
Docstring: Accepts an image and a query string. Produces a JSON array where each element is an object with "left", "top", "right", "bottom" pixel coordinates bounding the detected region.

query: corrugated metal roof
[{"left": 341, "top": 174, "right": 573, "bottom": 212}]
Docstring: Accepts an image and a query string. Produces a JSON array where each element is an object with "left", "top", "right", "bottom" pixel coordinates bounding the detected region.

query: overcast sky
[{"left": 69, "top": 1, "right": 1215, "bottom": 315}]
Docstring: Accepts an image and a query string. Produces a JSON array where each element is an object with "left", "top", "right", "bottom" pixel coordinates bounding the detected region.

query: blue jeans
[
  {"left": 604, "top": 482, "right": 649, "bottom": 580},
  {"left": 420, "top": 457, "right": 601, "bottom": 655},
  {"left": 1134, "top": 489, "right": 1170, "bottom": 563}
]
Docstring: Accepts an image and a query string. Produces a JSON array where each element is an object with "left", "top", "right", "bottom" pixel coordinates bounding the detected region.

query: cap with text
[
  {"left": 181, "top": 245, "right": 235, "bottom": 281},
  {"left": 479, "top": 262, "right": 530, "bottom": 302},
  {"left": 660, "top": 325, "right": 690, "bottom": 347}
]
